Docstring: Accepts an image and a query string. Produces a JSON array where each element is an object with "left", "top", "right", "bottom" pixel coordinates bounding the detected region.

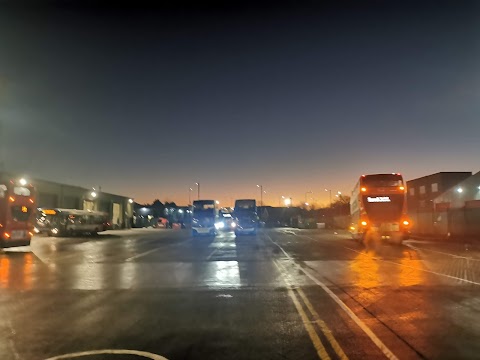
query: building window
[
  {"left": 409, "top": 188, "right": 415, "bottom": 196},
  {"left": 419, "top": 186, "right": 426, "bottom": 194},
  {"left": 431, "top": 183, "right": 438, "bottom": 193}
]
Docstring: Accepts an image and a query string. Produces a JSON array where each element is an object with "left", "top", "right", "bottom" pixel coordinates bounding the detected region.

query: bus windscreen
[{"left": 363, "top": 174, "right": 403, "bottom": 187}]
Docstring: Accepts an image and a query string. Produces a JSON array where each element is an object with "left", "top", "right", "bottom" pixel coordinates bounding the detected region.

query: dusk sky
[{"left": 1, "top": 0, "right": 479, "bottom": 206}]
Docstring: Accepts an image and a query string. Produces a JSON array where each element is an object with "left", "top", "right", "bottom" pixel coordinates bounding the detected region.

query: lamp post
[
  {"left": 256, "top": 184, "right": 265, "bottom": 207},
  {"left": 325, "top": 188, "right": 332, "bottom": 207},
  {"left": 195, "top": 182, "right": 200, "bottom": 200},
  {"left": 189, "top": 187, "right": 193, "bottom": 205},
  {"left": 305, "top": 191, "right": 312, "bottom": 204}
]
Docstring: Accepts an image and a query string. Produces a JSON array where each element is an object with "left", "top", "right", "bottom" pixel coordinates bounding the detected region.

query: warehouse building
[
  {"left": 0, "top": 172, "right": 134, "bottom": 229},
  {"left": 432, "top": 171, "right": 480, "bottom": 239},
  {"left": 406, "top": 172, "right": 472, "bottom": 236}
]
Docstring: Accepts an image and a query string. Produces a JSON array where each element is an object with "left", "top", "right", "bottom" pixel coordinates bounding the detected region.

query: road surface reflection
[{"left": 0, "top": 252, "right": 34, "bottom": 290}]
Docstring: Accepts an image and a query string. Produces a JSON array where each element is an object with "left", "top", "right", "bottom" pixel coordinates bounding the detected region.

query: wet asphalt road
[{"left": 1, "top": 228, "right": 480, "bottom": 360}]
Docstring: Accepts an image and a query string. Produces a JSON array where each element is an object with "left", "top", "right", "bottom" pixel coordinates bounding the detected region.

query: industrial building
[
  {"left": 432, "top": 171, "right": 480, "bottom": 238},
  {"left": 0, "top": 172, "right": 134, "bottom": 229},
  {"left": 406, "top": 171, "right": 474, "bottom": 238}
]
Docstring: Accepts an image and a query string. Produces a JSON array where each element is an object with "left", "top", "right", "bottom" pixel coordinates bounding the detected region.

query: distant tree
[
  {"left": 330, "top": 195, "right": 350, "bottom": 216},
  {"left": 150, "top": 199, "right": 165, "bottom": 218}
]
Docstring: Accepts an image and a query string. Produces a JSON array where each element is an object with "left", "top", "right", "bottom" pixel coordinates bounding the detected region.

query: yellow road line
[
  {"left": 288, "top": 287, "right": 332, "bottom": 360},
  {"left": 266, "top": 232, "right": 399, "bottom": 360},
  {"left": 296, "top": 288, "right": 349, "bottom": 360},
  {"left": 273, "top": 260, "right": 331, "bottom": 359}
]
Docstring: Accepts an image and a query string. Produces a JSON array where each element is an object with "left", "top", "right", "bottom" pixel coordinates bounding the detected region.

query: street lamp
[
  {"left": 256, "top": 184, "right": 266, "bottom": 207},
  {"left": 91, "top": 191, "right": 97, "bottom": 198},
  {"left": 195, "top": 182, "right": 200, "bottom": 200},
  {"left": 19, "top": 178, "right": 27, "bottom": 186},
  {"left": 325, "top": 188, "right": 332, "bottom": 207},
  {"left": 189, "top": 187, "right": 193, "bottom": 205},
  {"left": 128, "top": 198, "right": 133, "bottom": 204},
  {"left": 305, "top": 191, "right": 312, "bottom": 204},
  {"left": 284, "top": 197, "right": 292, "bottom": 207}
]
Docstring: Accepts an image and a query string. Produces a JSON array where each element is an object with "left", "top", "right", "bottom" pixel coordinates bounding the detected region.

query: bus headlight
[
  {"left": 51, "top": 228, "right": 59, "bottom": 235},
  {"left": 215, "top": 222, "right": 224, "bottom": 230},
  {"left": 231, "top": 222, "right": 236, "bottom": 228}
]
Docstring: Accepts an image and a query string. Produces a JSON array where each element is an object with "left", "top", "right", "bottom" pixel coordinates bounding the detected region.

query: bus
[
  {"left": 350, "top": 173, "right": 410, "bottom": 244},
  {"left": 191, "top": 200, "right": 220, "bottom": 236},
  {"left": 0, "top": 177, "right": 36, "bottom": 248},
  {"left": 233, "top": 199, "right": 258, "bottom": 235},
  {"left": 35, "top": 208, "right": 108, "bottom": 236}
]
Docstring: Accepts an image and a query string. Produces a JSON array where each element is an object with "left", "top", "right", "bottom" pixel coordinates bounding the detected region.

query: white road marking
[
  {"left": 405, "top": 243, "right": 480, "bottom": 262},
  {"left": 44, "top": 349, "right": 168, "bottom": 360},
  {"left": 125, "top": 248, "right": 161, "bottom": 262},
  {"left": 206, "top": 247, "right": 219, "bottom": 260},
  {"left": 7, "top": 320, "right": 20, "bottom": 360},
  {"left": 266, "top": 234, "right": 399, "bottom": 360},
  {"left": 344, "top": 246, "right": 480, "bottom": 286},
  {"left": 124, "top": 237, "right": 193, "bottom": 262}
]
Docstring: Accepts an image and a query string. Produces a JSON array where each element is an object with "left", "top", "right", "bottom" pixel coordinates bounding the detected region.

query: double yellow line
[{"left": 274, "top": 260, "right": 349, "bottom": 360}]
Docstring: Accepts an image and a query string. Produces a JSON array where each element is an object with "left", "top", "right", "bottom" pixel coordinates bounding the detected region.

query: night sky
[{"left": 1, "top": 1, "right": 479, "bottom": 206}]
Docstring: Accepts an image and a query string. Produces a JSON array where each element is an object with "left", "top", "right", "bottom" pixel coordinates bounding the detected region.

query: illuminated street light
[
  {"left": 256, "top": 184, "right": 266, "bottom": 206},
  {"left": 457, "top": 187, "right": 463, "bottom": 194},
  {"left": 325, "top": 188, "right": 332, "bottom": 206},
  {"left": 216, "top": 200, "right": 220, "bottom": 205},
  {"left": 305, "top": 202, "right": 309, "bottom": 206},
  {"left": 128, "top": 198, "right": 133, "bottom": 204},
  {"left": 19, "top": 178, "right": 27, "bottom": 186},
  {"left": 305, "top": 191, "right": 312, "bottom": 204},
  {"left": 91, "top": 191, "right": 97, "bottom": 198},
  {"left": 284, "top": 198, "right": 292, "bottom": 206},
  {"left": 195, "top": 182, "right": 200, "bottom": 200}
]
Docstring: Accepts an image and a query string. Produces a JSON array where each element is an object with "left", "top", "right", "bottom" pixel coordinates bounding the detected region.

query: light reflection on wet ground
[{"left": 1, "top": 228, "right": 480, "bottom": 360}]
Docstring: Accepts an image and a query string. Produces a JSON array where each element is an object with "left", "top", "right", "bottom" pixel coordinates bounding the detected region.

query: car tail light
[
  {"left": 403, "top": 220, "right": 410, "bottom": 226},
  {"left": 9, "top": 196, "right": 15, "bottom": 202},
  {"left": 361, "top": 187, "right": 367, "bottom": 192},
  {"left": 399, "top": 186, "right": 405, "bottom": 191},
  {"left": 361, "top": 221, "right": 367, "bottom": 226},
  {"left": 4, "top": 233, "right": 10, "bottom": 239}
]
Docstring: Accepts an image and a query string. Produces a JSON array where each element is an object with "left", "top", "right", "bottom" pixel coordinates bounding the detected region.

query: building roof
[{"left": 407, "top": 171, "right": 472, "bottom": 183}]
